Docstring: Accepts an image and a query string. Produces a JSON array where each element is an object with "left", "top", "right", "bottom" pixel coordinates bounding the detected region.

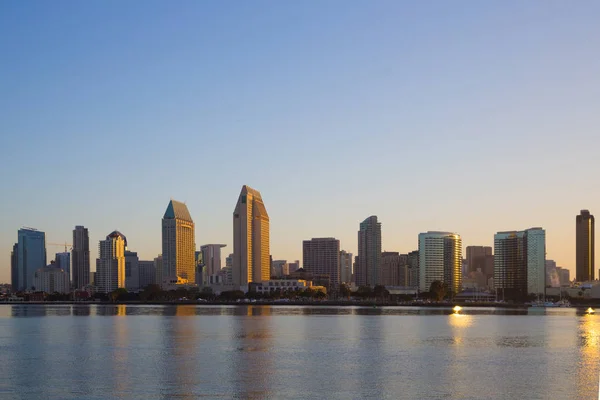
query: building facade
[
  {"left": 72, "top": 225, "right": 90, "bottom": 290},
  {"left": 466, "top": 246, "right": 493, "bottom": 278},
  {"left": 138, "top": 260, "right": 156, "bottom": 289},
  {"left": 13, "top": 228, "right": 47, "bottom": 292},
  {"left": 339, "top": 251, "right": 353, "bottom": 284},
  {"left": 200, "top": 244, "right": 226, "bottom": 282},
  {"left": 125, "top": 250, "right": 140, "bottom": 291},
  {"left": 494, "top": 228, "right": 546, "bottom": 298},
  {"left": 303, "top": 238, "right": 341, "bottom": 288},
  {"left": 576, "top": 210, "right": 595, "bottom": 282},
  {"left": 381, "top": 252, "right": 409, "bottom": 287},
  {"left": 96, "top": 231, "right": 126, "bottom": 294},
  {"left": 11, "top": 244, "right": 18, "bottom": 291},
  {"left": 418, "top": 232, "right": 462, "bottom": 294},
  {"left": 233, "top": 185, "right": 270, "bottom": 290},
  {"left": 357, "top": 216, "right": 382, "bottom": 287},
  {"left": 271, "top": 260, "right": 289, "bottom": 278},
  {"left": 162, "top": 200, "right": 196, "bottom": 283},
  {"left": 54, "top": 252, "right": 71, "bottom": 287},
  {"left": 34, "top": 265, "right": 69, "bottom": 294},
  {"left": 154, "top": 255, "right": 163, "bottom": 287}
]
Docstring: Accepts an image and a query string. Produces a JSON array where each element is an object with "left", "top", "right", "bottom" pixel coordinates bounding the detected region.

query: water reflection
[
  {"left": 576, "top": 314, "right": 600, "bottom": 399},
  {"left": 230, "top": 306, "right": 273, "bottom": 399}
]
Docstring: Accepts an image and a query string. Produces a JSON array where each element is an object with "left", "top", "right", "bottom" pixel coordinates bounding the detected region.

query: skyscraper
[
  {"left": 357, "top": 216, "right": 382, "bottom": 287},
  {"left": 381, "top": 252, "right": 409, "bottom": 287},
  {"left": 494, "top": 227, "right": 546, "bottom": 298},
  {"left": 576, "top": 210, "right": 595, "bottom": 282},
  {"left": 162, "top": 200, "right": 196, "bottom": 283},
  {"left": 154, "top": 255, "right": 163, "bottom": 287},
  {"left": 233, "top": 185, "right": 270, "bottom": 289},
  {"left": 466, "top": 246, "right": 493, "bottom": 278},
  {"left": 14, "top": 228, "right": 47, "bottom": 291},
  {"left": 138, "top": 260, "right": 156, "bottom": 290},
  {"left": 72, "top": 225, "right": 90, "bottom": 290},
  {"left": 418, "top": 231, "right": 462, "bottom": 294},
  {"left": 10, "top": 243, "right": 18, "bottom": 291},
  {"left": 200, "top": 244, "right": 227, "bottom": 278},
  {"left": 55, "top": 252, "right": 71, "bottom": 287},
  {"left": 339, "top": 250, "right": 353, "bottom": 284},
  {"left": 96, "top": 231, "right": 126, "bottom": 294},
  {"left": 125, "top": 250, "right": 140, "bottom": 291},
  {"left": 303, "top": 238, "right": 341, "bottom": 288}
]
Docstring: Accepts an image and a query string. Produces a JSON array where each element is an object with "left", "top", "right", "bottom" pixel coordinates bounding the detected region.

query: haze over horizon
[{"left": 1, "top": 1, "right": 599, "bottom": 282}]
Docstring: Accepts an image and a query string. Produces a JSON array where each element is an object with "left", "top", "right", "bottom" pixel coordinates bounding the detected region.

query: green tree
[{"left": 429, "top": 281, "right": 447, "bottom": 302}]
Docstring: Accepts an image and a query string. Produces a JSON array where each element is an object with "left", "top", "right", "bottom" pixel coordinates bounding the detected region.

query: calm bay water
[{"left": 0, "top": 305, "right": 598, "bottom": 399}]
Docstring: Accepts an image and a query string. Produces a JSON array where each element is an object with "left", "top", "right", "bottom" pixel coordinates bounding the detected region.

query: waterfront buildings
[
  {"left": 72, "top": 226, "right": 90, "bottom": 290},
  {"left": 356, "top": 216, "right": 382, "bottom": 287},
  {"left": 466, "top": 246, "right": 493, "bottom": 278},
  {"left": 96, "top": 231, "right": 126, "bottom": 294},
  {"left": 302, "top": 238, "right": 341, "bottom": 288},
  {"left": 12, "top": 228, "right": 47, "bottom": 292},
  {"left": 154, "top": 255, "right": 163, "bottom": 287},
  {"left": 271, "top": 260, "right": 289, "bottom": 277},
  {"left": 494, "top": 228, "right": 546, "bottom": 298},
  {"left": 138, "top": 260, "right": 156, "bottom": 289},
  {"left": 162, "top": 200, "right": 196, "bottom": 283},
  {"left": 124, "top": 250, "right": 140, "bottom": 291},
  {"left": 407, "top": 250, "right": 419, "bottom": 287},
  {"left": 339, "top": 250, "right": 353, "bottom": 284},
  {"left": 576, "top": 210, "right": 594, "bottom": 282},
  {"left": 200, "top": 244, "right": 226, "bottom": 277},
  {"left": 33, "top": 264, "right": 69, "bottom": 294},
  {"left": 418, "top": 231, "right": 462, "bottom": 294},
  {"left": 54, "top": 252, "right": 70, "bottom": 287},
  {"left": 381, "top": 252, "right": 409, "bottom": 287},
  {"left": 233, "top": 185, "right": 270, "bottom": 290},
  {"left": 288, "top": 260, "right": 300, "bottom": 274}
]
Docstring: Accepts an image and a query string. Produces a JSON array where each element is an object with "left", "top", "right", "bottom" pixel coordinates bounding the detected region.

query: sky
[{"left": 1, "top": 1, "right": 599, "bottom": 283}]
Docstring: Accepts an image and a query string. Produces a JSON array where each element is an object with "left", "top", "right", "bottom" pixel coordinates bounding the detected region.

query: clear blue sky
[{"left": 1, "top": 1, "right": 599, "bottom": 282}]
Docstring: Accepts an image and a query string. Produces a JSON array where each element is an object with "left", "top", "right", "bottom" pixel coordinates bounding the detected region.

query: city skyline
[
  {"left": 2, "top": 2, "right": 600, "bottom": 282},
  {"left": 1, "top": 199, "right": 597, "bottom": 284}
]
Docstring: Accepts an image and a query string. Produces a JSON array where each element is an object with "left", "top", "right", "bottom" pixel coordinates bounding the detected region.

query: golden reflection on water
[
  {"left": 113, "top": 306, "right": 129, "bottom": 394},
  {"left": 577, "top": 314, "right": 600, "bottom": 399},
  {"left": 173, "top": 306, "right": 197, "bottom": 399}
]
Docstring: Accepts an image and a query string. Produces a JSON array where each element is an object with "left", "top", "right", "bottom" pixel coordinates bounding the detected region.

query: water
[{"left": 0, "top": 305, "right": 598, "bottom": 399}]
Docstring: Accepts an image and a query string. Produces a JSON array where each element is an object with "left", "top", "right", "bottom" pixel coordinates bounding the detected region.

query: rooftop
[{"left": 164, "top": 199, "right": 193, "bottom": 222}]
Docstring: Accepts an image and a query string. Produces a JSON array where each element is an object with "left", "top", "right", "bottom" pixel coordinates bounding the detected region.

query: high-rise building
[
  {"left": 407, "top": 250, "right": 419, "bottom": 288},
  {"left": 162, "top": 200, "right": 196, "bottom": 283},
  {"left": 418, "top": 232, "right": 462, "bottom": 294},
  {"left": 576, "top": 210, "right": 595, "bottom": 282},
  {"left": 233, "top": 185, "right": 270, "bottom": 289},
  {"left": 225, "top": 253, "right": 233, "bottom": 268},
  {"left": 271, "top": 260, "right": 289, "bottom": 277},
  {"left": 10, "top": 243, "right": 18, "bottom": 291},
  {"left": 494, "top": 228, "right": 546, "bottom": 298},
  {"left": 96, "top": 231, "right": 126, "bottom": 294},
  {"left": 138, "top": 260, "right": 156, "bottom": 289},
  {"left": 339, "top": 251, "right": 353, "bottom": 284},
  {"left": 556, "top": 267, "right": 570, "bottom": 286},
  {"left": 381, "top": 252, "right": 409, "bottom": 286},
  {"left": 201, "top": 244, "right": 226, "bottom": 277},
  {"left": 303, "top": 238, "right": 341, "bottom": 288},
  {"left": 466, "top": 246, "right": 493, "bottom": 278},
  {"left": 288, "top": 260, "right": 300, "bottom": 274},
  {"left": 357, "top": 216, "right": 382, "bottom": 287},
  {"left": 154, "top": 255, "right": 163, "bottom": 287},
  {"left": 14, "top": 228, "right": 47, "bottom": 292},
  {"left": 55, "top": 252, "right": 71, "bottom": 287},
  {"left": 125, "top": 250, "right": 140, "bottom": 291},
  {"left": 72, "top": 226, "right": 90, "bottom": 290}
]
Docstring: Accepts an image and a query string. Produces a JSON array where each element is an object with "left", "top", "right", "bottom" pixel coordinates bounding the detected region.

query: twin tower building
[{"left": 162, "top": 185, "right": 269, "bottom": 291}]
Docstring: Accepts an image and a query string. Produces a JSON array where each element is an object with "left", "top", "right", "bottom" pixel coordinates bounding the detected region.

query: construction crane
[{"left": 47, "top": 242, "right": 73, "bottom": 252}]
